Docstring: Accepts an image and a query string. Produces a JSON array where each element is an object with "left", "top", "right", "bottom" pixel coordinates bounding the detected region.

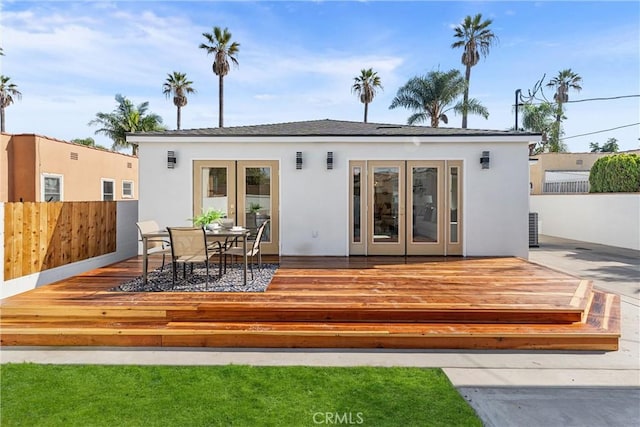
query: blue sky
[{"left": 2, "top": 1, "right": 639, "bottom": 152}]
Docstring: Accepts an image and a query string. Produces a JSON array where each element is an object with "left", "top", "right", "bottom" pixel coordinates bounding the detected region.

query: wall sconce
[
  {"left": 480, "top": 151, "right": 490, "bottom": 169},
  {"left": 327, "top": 151, "right": 334, "bottom": 170},
  {"left": 167, "top": 150, "right": 177, "bottom": 169},
  {"left": 296, "top": 151, "right": 303, "bottom": 170}
]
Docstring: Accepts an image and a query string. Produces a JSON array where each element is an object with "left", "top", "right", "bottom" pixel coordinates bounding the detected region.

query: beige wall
[
  {"left": 1, "top": 134, "right": 138, "bottom": 202},
  {"left": 530, "top": 152, "right": 609, "bottom": 195},
  {"left": 1, "top": 134, "right": 10, "bottom": 202}
]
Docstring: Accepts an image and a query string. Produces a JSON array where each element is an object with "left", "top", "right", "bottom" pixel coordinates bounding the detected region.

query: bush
[{"left": 589, "top": 153, "right": 640, "bottom": 193}]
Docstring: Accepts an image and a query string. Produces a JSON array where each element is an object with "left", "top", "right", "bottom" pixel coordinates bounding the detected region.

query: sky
[{"left": 1, "top": 1, "right": 639, "bottom": 153}]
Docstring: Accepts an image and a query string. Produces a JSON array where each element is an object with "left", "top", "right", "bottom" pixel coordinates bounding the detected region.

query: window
[
  {"left": 42, "top": 174, "right": 63, "bottom": 201},
  {"left": 102, "top": 179, "right": 115, "bottom": 201},
  {"left": 122, "top": 180, "right": 134, "bottom": 198}
]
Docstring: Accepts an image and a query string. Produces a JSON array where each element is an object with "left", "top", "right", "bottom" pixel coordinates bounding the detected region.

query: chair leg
[
  {"left": 160, "top": 253, "right": 165, "bottom": 271},
  {"left": 205, "top": 261, "right": 210, "bottom": 286},
  {"left": 172, "top": 262, "right": 177, "bottom": 285}
]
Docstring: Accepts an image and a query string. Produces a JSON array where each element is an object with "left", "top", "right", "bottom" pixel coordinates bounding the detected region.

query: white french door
[
  {"left": 349, "top": 160, "right": 462, "bottom": 256},
  {"left": 193, "top": 160, "right": 279, "bottom": 254}
]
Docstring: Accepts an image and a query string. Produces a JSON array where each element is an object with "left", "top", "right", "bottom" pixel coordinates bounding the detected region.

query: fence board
[{"left": 3, "top": 202, "right": 117, "bottom": 280}]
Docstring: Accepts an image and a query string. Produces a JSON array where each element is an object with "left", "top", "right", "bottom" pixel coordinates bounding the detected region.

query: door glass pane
[
  {"left": 245, "top": 167, "right": 271, "bottom": 241},
  {"left": 353, "top": 167, "right": 361, "bottom": 243},
  {"left": 450, "top": 167, "right": 459, "bottom": 243},
  {"left": 373, "top": 167, "right": 399, "bottom": 243},
  {"left": 201, "top": 167, "right": 228, "bottom": 214},
  {"left": 412, "top": 167, "right": 438, "bottom": 242}
]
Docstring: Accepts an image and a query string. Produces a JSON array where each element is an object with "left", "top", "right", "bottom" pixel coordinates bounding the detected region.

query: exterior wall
[
  {"left": 7, "top": 134, "right": 37, "bottom": 201},
  {"left": 138, "top": 137, "right": 530, "bottom": 258},
  {"left": 529, "top": 150, "right": 640, "bottom": 195},
  {"left": 529, "top": 152, "right": 606, "bottom": 195},
  {"left": 530, "top": 194, "right": 640, "bottom": 250},
  {"left": 0, "top": 134, "right": 10, "bottom": 202},
  {"left": 1, "top": 201, "right": 139, "bottom": 298},
  {"left": 1, "top": 134, "right": 138, "bottom": 202}
]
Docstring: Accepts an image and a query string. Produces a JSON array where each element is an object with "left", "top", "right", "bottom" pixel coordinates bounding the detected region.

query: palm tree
[
  {"left": 546, "top": 68, "right": 582, "bottom": 149},
  {"left": 0, "top": 75, "right": 22, "bottom": 132},
  {"left": 89, "top": 94, "right": 165, "bottom": 155},
  {"left": 199, "top": 27, "right": 240, "bottom": 128},
  {"left": 389, "top": 69, "right": 488, "bottom": 128},
  {"left": 451, "top": 13, "right": 497, "bottom": 128},
  {"left": 519, "top": 102, "right": 557, "bottom": 154},
  {"left": 163, "top": 71, "right": 195, "bottom": 130},
  {"left": 351, "top": 68, "right": 383, "bottom": 123}
]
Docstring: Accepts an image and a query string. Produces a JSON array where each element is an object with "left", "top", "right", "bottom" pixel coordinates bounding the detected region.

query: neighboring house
[
  {"left": 1, "top": 133, "right": 138, "bottom": 202},
  {"left": 128, "top": 119, "right": 539, "bottom": 258},
  {"left": 529, "top": 150, "right": 640, "bottom": 195}
]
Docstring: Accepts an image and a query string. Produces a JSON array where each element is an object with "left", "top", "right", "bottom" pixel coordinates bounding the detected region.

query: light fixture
[
  {"left": 480, "top": 151, "right": 490, "bottom": 169},
  {"left": 167, "top": 151, "right": 177, "bottom": 169},
  {"left": 296, "top": 151, "right": 303, "bottom": 170},
  {"left": 327, "top": 151, "right": 334, "bottom": 170}
]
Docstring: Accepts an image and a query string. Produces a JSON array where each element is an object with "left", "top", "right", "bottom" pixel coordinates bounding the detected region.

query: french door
[
  {"left": 350, "top": 160, "right": 462, "bottom": 256},
  {"left": 193, "top": 160, "right": 279, "bottom": 254}
]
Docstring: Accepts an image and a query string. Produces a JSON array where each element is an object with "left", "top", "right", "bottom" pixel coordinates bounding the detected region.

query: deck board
[{"left": 0, "top": 256, "right": 620, "bottom": 350}]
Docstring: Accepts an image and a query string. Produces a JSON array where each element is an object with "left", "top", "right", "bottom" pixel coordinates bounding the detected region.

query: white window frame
[
  {"left": 101, "top": 178, "right": 116, "bottom": 201},
  {"left": 122, "top": 180, "right": 134, "bottom": 199},
  {"left": 41, "top": 173, "right": 64, "bottom": 201}
]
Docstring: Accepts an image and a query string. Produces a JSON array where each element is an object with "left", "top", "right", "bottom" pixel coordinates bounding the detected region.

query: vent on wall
[
  {"left": 127, "top": 162, "right": 132, "bottom": 169},
  {"left": 70, "top": 152, "right": 79, "bottom": 160}
]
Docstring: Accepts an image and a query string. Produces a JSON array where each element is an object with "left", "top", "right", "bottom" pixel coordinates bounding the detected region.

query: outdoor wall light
[
  {"left": 327, "top": 151, "right": 334, "bottom": 170},
  {"left": 480, "top": 151, "right": 490, "bottom": 169},
  {"left": 167, "top": 150, "right": 177, "bottom": 169},
  {"left": 296, "top": 151, "right": 303, "bottom": 170}
]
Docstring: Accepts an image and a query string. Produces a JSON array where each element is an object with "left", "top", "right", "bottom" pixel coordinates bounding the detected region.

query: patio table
[{"left": 141, "top": 228, "right": 251, "bottom": 286}]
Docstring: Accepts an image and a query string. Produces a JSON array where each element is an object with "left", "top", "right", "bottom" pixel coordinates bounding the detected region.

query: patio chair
[
  {"left": 167, "top": 227, "right": 223, "bottom": 286},
  {"left": 225, "top": 219, "right": 270, "bottom": 280},
  {"left": 136, "top": 220, "right": 171, "bottom": 272}
]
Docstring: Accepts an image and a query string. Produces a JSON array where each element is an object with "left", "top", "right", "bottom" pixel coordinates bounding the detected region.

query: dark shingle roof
[{"left": 130, "top": 119, "right": 539, "bottom": 138}]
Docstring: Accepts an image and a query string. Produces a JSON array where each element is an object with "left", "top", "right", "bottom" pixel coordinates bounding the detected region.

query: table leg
[
  {"left": 243, "top": 234, "right": 248, "bottom": 286},
  {"left": 142, "top": 236, "right": 149, "bottom": 285}
]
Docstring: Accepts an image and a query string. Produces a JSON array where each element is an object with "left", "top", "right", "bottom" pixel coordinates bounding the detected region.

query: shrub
[{"left": 589, "top": 153, "right": 640, "bottom": 193}]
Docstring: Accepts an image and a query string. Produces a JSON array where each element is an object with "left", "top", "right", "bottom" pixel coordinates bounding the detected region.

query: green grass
[{"left": 1, "top": 364, "right": 481, "bottom": 427}]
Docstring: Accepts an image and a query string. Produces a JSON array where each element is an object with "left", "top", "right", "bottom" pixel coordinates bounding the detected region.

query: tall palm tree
[
  {"left": 199, "top": 27, "right": 240, "bottom": 128},
  {"left": 89, "top": 94, "right": 165, "bottom": 155},
  {"left": 351, "top": 68, "right": 383, "bottom": 123},
  {"left": 546, "top": 68, "right": 582, "bottom": 149},
  {"left": 0, "top": 75, "right": 22, "bottom": 132},
  {"left": 162, "top": 71, "right": 195, "bottom": 130},
  {"left": 451, "top": 13, "right": 497, "bottom": 128},
  {"left": 389, "top": 69, "right": 488, "bottom": 128}
]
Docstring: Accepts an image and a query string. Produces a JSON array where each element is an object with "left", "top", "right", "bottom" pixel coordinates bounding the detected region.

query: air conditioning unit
[{"left": 529, "top": 212, "right": 539, "bottom": 248}]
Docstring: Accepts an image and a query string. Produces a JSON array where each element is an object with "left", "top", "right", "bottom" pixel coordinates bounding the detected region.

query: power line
[
  {"left": 561, "top": 122, "right": 640, "bottom": 140},
  {"left": 515, "top": 94, "right": 639, "bottom": 107},
  {"left": 565, "top": 94, "right": 639, "bottom": 104}
]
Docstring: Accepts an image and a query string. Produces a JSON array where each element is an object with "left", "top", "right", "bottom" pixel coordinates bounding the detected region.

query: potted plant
[
  {"left": 246, "top": 203, "right": 262, "bottom": 230},
  {"left": 190, "top": 208, "right": 225, "bottom": 229}
]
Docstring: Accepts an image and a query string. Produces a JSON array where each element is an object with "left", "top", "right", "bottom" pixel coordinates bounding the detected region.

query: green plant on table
[{"left": 190, "top": 208, "right": 225, "bottom": 226}]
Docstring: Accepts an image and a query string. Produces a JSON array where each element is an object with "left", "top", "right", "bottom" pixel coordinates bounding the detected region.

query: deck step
[{"left": 0, "top": 290, "right": 620, "bottom": 351}]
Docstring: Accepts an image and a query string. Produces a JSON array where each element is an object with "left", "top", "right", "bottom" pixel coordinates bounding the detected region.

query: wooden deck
[{"left": 0, "top": 256, "right": 620, "bottom": 350}]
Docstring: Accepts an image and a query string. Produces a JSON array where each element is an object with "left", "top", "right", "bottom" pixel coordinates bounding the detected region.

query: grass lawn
[{"left": 1, "top": 364, "right": 481, "bottom": 426}]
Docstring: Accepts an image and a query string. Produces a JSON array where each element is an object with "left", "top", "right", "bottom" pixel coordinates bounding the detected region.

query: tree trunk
[
  {"left": 0, "top": 107, "right": 4, "bottom": 133},
  {"left": 177, "top": 106, "right": 182, "bottom": 130},
  {"left": 218, "top": 75, "right": 224, "bottom": 128},
  {"left": 364, "top": 102, "right": 369, "bottom": 123},
  {"left": 462, "top": 64, "right": 472, "bottom": 129}
]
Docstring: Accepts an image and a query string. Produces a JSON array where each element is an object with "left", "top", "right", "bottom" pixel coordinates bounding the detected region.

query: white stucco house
[{"left": 128, "top": 119, "right": 539, "bottom": 259}]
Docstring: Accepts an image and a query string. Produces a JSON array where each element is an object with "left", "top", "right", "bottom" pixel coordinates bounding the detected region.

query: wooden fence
[{"left": 4, "top": 202, "right": 117, "bottom": 281}]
